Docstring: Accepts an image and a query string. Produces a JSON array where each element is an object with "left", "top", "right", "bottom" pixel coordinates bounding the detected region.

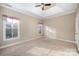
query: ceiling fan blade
[
  {"left": 35, "top": 5, "right": 41, "bottom": 7},
  {"left": 45, "top": 4, "right": 51, "bottom": 6}
]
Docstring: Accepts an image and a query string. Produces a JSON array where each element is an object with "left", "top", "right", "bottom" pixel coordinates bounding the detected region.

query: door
[{"left": 75, "top": 7, "right": 79, "bottom": 52}]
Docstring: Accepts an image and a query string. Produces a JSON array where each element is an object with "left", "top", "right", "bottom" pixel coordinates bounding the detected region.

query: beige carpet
[{"left": 0, "top": 37, "right": 79, "bottom": 56}]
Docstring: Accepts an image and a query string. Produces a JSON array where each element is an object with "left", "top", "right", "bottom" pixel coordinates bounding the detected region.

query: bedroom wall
[
  {"left": 44, "top": 13, "right": 76, "bottom": 42},
  {"left": 0, "top": 6, "right": 40, "bottom": 47}
]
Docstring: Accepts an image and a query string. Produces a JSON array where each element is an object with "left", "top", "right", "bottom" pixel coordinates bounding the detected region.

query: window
[{"left": 3, "top": 15, "right": 20, "bottom": 41}]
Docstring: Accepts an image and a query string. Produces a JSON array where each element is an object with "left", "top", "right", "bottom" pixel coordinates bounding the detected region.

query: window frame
[{"left": 3, "top": 15, "right": 20, "bottom": 41}]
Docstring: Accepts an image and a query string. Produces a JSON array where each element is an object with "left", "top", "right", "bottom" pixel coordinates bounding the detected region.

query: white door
[
  {"left": 75, "top": 7, "right": 79, "bottom": 51},
  {"left": 38, "top": 23, "right": 44, "bottom": 36}
]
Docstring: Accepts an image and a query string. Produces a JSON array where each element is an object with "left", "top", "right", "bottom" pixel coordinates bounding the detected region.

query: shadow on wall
[{"left": 44, "top": 26, "right": 56, "bottom": 39}]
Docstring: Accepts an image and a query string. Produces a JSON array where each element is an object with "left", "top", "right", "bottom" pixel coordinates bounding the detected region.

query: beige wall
[
  {"left": 0, "top": 5, "right": 76, "bottom": 47},
  {"left": 44, "top": 13, "right": 76, "bottom": 42},
  {"left": 0, "top": 6, "right": 40, "bottom": 47}
]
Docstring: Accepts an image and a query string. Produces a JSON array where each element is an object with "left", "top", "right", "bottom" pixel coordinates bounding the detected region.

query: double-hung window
[{"left": 3, "top": 15, "right": 20, "bottom": 41}]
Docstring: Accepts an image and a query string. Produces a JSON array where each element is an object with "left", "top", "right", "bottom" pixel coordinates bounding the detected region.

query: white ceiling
[{"left": 0, "top": 3, "right": 78, "bottom": 19}]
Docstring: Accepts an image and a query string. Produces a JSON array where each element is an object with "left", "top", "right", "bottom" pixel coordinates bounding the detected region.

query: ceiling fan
[{"left": 35, "top": 3, "right": 52, "bottom": 10}]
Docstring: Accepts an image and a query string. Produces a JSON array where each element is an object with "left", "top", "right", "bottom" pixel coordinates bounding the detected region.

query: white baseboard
[
  {"left": 0, "top": 37, "right": 40, "bottom": 49},
  {"left": 0, "top": 36, "right": 75, "bottom": 50},
  {"left": 58, "top": 39, "right": 75, "bottom": 44},
  {"left": 44, "top": 36, "right": 75, "bottom": 44}
]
